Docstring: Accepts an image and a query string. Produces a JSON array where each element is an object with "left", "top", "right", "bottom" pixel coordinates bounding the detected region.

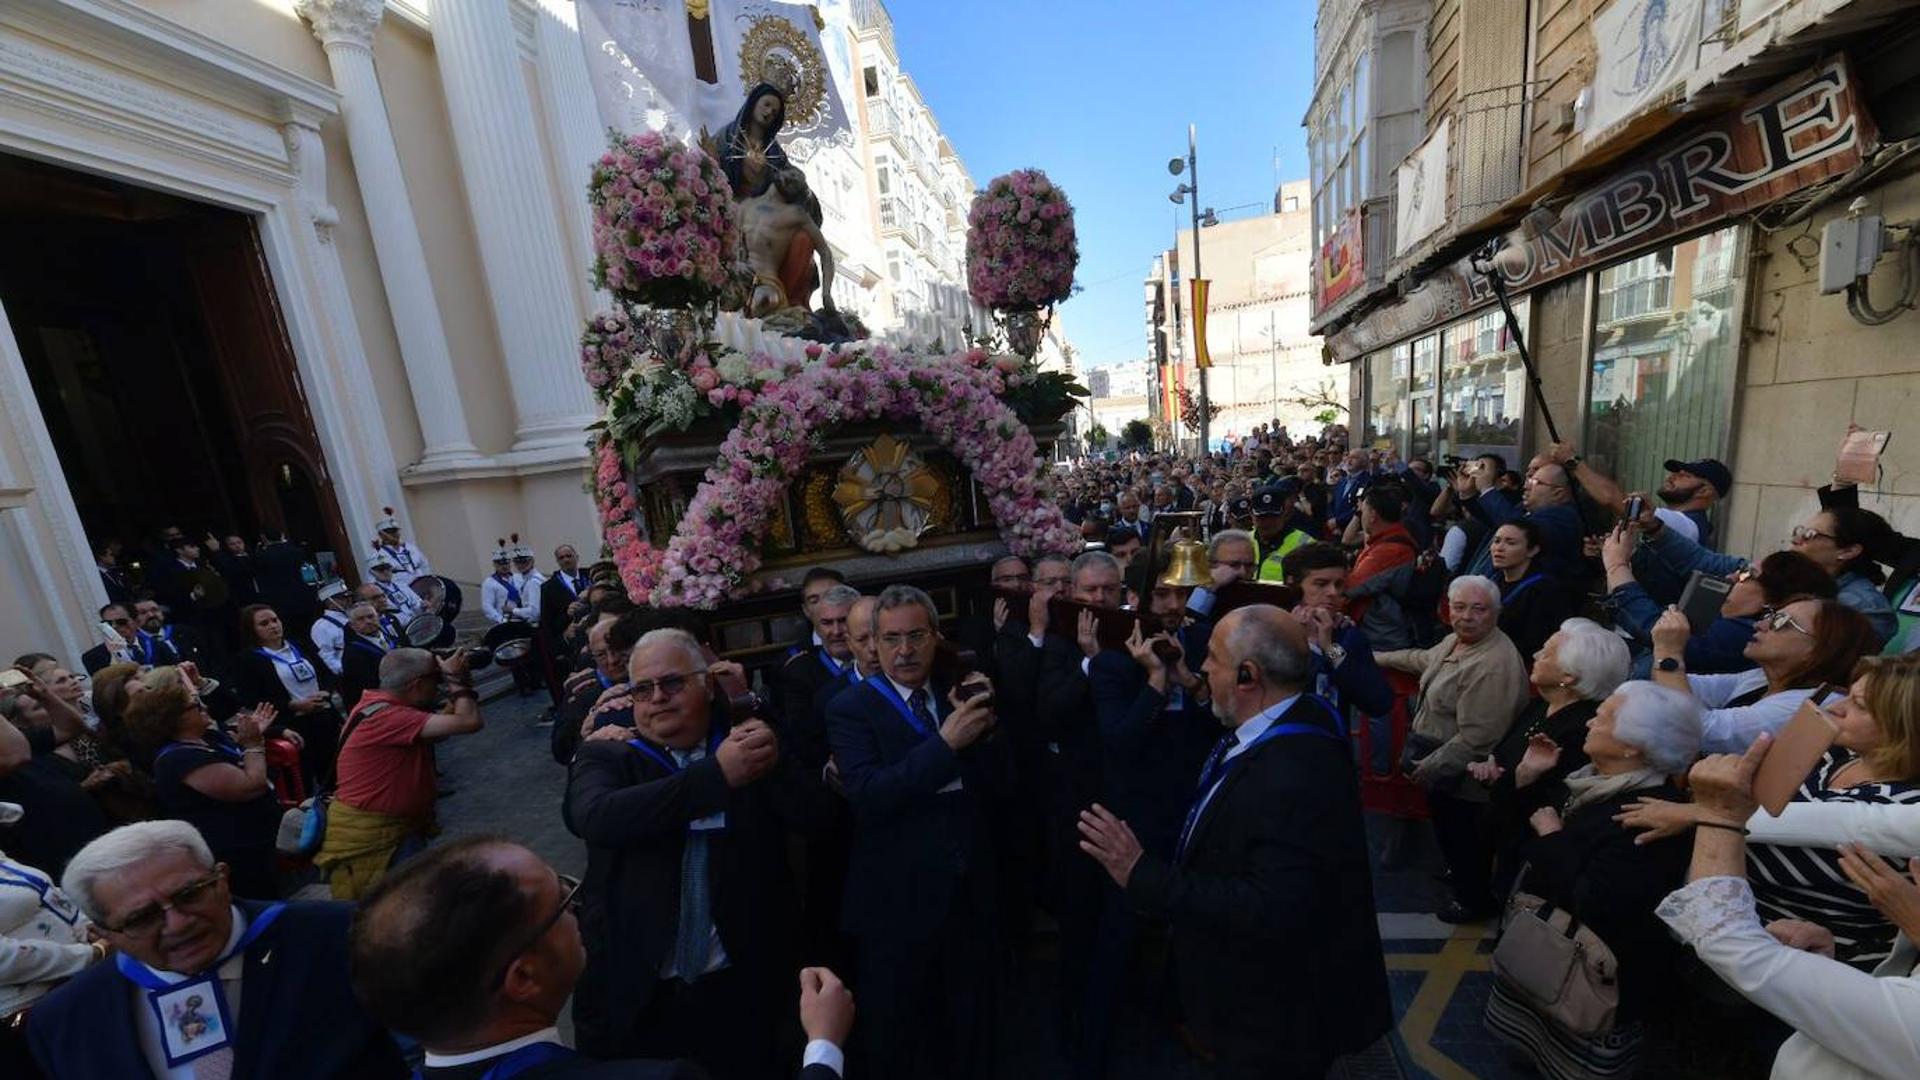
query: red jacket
[{"left": 1347, "top": 522, "right": 1418, "bottom": 624}]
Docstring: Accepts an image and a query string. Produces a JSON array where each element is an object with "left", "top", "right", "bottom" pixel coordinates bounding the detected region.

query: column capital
[{"left": 295, "top": 0, "right": 385, "bottom": 50}]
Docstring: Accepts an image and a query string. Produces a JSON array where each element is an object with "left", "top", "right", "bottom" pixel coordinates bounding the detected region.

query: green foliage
[
  {"left": 1121, "top": 419, "right": 1155, "bottom": 451},
  {"left": 1003, "top": 368, "right": 1088, "bottom": 426}
]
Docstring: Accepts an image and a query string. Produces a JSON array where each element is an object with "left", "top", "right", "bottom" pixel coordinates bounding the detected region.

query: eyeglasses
[
  {"left": 879, "top": 629, "right": 933, "bottom": 650},
  {"left": 1757, "top": 608, "right": 1814, "bottom": 636},
  {"left": 100, "top": 868, "right": 226, "bottom": 936},
  {"left": 630, "top": 671, "right": 704, "bottom": 700},
  {"left": 1034, "top": 576, "right": 1070, "bottom": 590},
  {"left": 1791, "top": 525, "right": 1837, "bottom": 543},
  {"left": 487, "top": 874, "right": 583, "bottom": 992}
]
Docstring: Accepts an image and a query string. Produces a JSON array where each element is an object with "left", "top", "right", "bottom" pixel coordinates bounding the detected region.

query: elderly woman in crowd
[
  {"left": 122, "top": 669, "right": 284, "bottom": 899},
  {"left": 1635, "top": 502, "right": 1899, "bottom": 647},
  {"left": 1377, "top": 575, "right": 1532, "bottom": 922},
  {"left": 1605, "top": 533, "right": 1838, "bottom": 676},
  {"left": 1657, "top": 733, "right": 1920, "bottom": 1079},
  {"left": 0, "top": 823, "right": 102, "bottom": 1077},
  {"left": 232, "top": 603, "right": 339, "bottom": 784},
  {"left": 1484, "top": 681, "right": 1703, "bottom": 1079},
  {"left": 1651, "top": 599, "right": 1875, "bottom": 753},
  {"left": 1622, "top": 652, "right": 1920, "bottom": 973},
  {"left": 1469, "top": 618, "right": 1632, "bottom": 898},
  {"left": 1487, "top": 520, "right": 1579, "bottom": 664}
]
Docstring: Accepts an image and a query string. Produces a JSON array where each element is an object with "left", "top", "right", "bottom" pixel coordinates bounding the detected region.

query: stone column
[
  {"left": 533, "top": 0, "right": 612, "bottom": 313},
  {"left": 427, "top": 0, "right": 595, "bottom": 454},
  {"left": 296, "top": 0, "right": 483, "bottom": 467}
]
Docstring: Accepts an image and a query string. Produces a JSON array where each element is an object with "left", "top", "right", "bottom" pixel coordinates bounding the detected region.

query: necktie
[
  {"left": 909, "top": 688, "right": 937, "bottom": 736},
  {"left": 193, "top": 1048, "right": 234, "bottom": 1080},
  {"left": 1196, "top": 731, "right": 1242, "bottom": 796},
  {"left": 672, "top": 749, "right": 713, "bottom": 981}
]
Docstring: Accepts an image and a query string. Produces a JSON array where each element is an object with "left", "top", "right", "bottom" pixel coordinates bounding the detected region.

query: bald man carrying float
[{"left": 1078, "top": 605, "right": 1391, "bottom": 1079}]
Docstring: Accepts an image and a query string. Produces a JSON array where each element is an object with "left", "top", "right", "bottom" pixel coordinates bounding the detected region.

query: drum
[
  {"left": 409, "top": 575, "right": 464, "bottom": 619},
  {"left": 483, "top": 620, "right": 537, "bottom": 665},
  {"left": 406, "top": 613, "right": 453, "bottom": 649}
]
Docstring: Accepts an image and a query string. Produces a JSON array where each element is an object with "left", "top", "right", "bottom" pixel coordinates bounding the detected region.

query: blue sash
[
  {"left": 1502, "top": 572, "right": 1549, "bottom": 605},
  {"left": 1177, "top": 697, "right": 1344, "bottom": 858},
  {"left": 412, "top": 1042, "right": 577, "bottom": 1080},
  {"left": 137, "top": 627, "right": 175, "bottom": 665},
  {"left": 348, "top": 637, "right": 388, "bottom": 659},
  {"left": 0, "top": 864, "right": 79, "bottom": 924},
  {"left": 817, "top": 648, "right": 846, "bottom": 679},
  {"left": 494, "top": 573, "right": 521, "bottom": 606},
  {"left": 115, "top": 903, "right": 287, "bottom": 992},
  {"left": 625, "top": 729, "right": 726, "bottom": 775},
  {"left": 255, "top": 643, "right": 316, "bottom": 684},
  {"left": 863, "top": 672, "right": 935, "bottom": 738}
]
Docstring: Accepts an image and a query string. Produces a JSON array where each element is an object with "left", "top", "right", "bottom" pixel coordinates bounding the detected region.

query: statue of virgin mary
[{"left": 716, "top": 82, "right": 792, "bottom": 201}]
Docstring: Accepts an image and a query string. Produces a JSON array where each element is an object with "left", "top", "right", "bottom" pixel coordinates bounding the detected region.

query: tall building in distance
[{"left": 1142, "top": 180, "right": 1329, "bottom": 446}]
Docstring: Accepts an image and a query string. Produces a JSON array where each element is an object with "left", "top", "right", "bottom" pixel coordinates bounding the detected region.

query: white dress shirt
[
  {"left": 421, "top": 1026, "right": 563, "bottom": 1069},
  {"left": 259, "top": 643, "right": 321, "bottom": 701},
  {"left": 1187, "top": 694, "right": 1300, "bottom": 833},
  {"left": 133, "top": 906, "right": 248, "bottom": 1080},
  {"left": 1659, "top": 877, "right": 1920, "bottom": 1079},
  {"left": 0, "top": 854, "right": 94, "bottom": 1016},
  {"left": 309, "top": 611, "right": 349, "bottom": 675},
  {"left": 481, "top": 575, "right": 537, "bottom": 624}
]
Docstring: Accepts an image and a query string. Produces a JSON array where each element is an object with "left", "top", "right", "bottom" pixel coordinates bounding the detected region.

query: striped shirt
[{"left": 1747, "top": 748, "right": 1920, "bottom": 969}]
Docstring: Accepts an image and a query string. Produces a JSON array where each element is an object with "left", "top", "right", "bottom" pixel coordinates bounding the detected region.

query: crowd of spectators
[{"left": 6, "top": 418, "right": 1920, "bottom": 1079}]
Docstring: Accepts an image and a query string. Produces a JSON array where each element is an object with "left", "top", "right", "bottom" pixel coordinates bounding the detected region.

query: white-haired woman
[
  {"left": 1470, "top": 618, "right": 1632, "bottom": 898},
  {"left": 1377, "top": 575, "right": 1532, "bottom": 922},
  {"left": 1485, "top": 681, "right": 1704, "bottom": 1078}
]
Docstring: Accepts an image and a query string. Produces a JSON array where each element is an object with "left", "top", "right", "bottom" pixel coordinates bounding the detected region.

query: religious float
[{"left": 579, "top": 77, "right": 1084, "bottom": 670}]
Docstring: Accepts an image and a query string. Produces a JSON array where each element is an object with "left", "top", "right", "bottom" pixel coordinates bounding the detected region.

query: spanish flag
[{"left": 1191, "top": 278, "right": 1212, "bottom": 370}]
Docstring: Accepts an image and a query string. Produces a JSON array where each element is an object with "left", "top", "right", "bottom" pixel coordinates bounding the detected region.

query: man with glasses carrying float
[
  {"left": 564, "top": 628, "right": 827, "bottom": 1078},
  {"left": 827, "top": 584, "right": 1009, "bottom": 1079},
  {"left": 24, "top": 819, "right": 407, "bottom": 1078}
]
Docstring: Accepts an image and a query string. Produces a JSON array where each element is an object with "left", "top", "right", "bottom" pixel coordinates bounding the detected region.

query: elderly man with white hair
[
  {"left": 1377, "top": 575, "right": 1531, "bottom": 922},
  {"left": 25, "top": 820, "right": 405, "bottom": 1078}
]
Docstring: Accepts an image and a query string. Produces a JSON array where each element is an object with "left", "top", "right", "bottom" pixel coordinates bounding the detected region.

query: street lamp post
[{"left": 1169, "top": 125, "right": 1210, "bottom": 454}]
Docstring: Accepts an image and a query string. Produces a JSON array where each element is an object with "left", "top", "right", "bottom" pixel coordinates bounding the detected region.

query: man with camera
[
  {"left": 315, "top": 647, "right": 485, "bottom": 900},
  {"left": 565, "top": 628, "right": 820, "bottom": 1077},
  {"left": 827, "top": 585, "right": 1008, "bottom": 1080}
]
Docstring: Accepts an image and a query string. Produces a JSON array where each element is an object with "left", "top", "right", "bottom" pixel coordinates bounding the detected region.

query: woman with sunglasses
[
  {"left": 1628, "top": 653, "right": 1920, "bottom": 975},
  {"left": 122, "top": 671, "right": 285, "bottom": 899},
  {"left": 1634, "top": 501, "right": 1899, "bottom": 648},
  {"left": 1605, "top": 541, "right": 1837, "bottom": 677},
  {"left": 1651, "top": 598, "right": 1876, "bottom": 754}
]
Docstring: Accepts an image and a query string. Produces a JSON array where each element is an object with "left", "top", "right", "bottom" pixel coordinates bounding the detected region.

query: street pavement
[{"left": 432, "top": 691, "right": 1521, "bottom": 1079}]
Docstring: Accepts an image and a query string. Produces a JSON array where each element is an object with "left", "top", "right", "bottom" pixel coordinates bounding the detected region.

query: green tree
[{"left": 1121, "top": 419, "right": 1155, "bottom": 451}]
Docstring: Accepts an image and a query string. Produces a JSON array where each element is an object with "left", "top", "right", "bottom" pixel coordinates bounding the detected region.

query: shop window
[
  {"left": 1409, "top": 333, "right": 1438, "bottom": 459},
  {"left": 1365, "top": 344, "right": 1409, "bottom": 452},
  {"left": 1586, "top": 225, "right": 1747, "bottom": 497},
  {"left": 1438, "top": 301, "right": 1527, "bottom": 461}
]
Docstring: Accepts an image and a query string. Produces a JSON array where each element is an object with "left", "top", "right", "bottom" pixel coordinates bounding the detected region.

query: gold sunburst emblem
[
  {"left": 832, "top": 435, "right": 940, "bottom": 554},
  {"left": 737, "top": 15, "right": 829, "bottom": 132}
]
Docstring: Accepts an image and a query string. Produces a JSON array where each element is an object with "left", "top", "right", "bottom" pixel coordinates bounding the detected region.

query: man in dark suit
[
  {"left": 95, "top": 538, "right": 133, "bottom": 604},
  {"left": 1079, "top": 605, "right": 1392, "bottom": 1080},
  {"left": 126, "top": 597, "right": 215, "bottom": 672},
  {"left": 81, "top": 602, "right": 141, "bottom": 674},
  {"left": 27, "top": 819, "right": 407, "bottom": 1078},
  {"left": 254, "top": 528, "right": 320, "bottom": 631},
  {"left": 564, "top": 627, "right": 820, "bottom": 1078},
  {"left": 552, "top": 610, "right": 635, "bottom": 766},
  {"left": 777, "top": 583, "right": 860, "bottom": 969},
  {"left": 826, "top": 584, "right": 1009, "bottom": 1080},
  {"left": 351, "top": 835, "right": 707, "bottom": 1079},
  {"left": 539, "top": 544, "right": 594, "bottom": 705}
]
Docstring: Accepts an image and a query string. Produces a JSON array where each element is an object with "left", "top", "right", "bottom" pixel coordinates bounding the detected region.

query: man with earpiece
[{"left": 1077, "top": 605, "right": 1391, "bottom": 1079}]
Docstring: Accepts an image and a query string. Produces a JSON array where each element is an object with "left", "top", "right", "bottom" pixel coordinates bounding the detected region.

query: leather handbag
[{"left": 1491, "top": 889, "right": 1620, "bottom": 1037}]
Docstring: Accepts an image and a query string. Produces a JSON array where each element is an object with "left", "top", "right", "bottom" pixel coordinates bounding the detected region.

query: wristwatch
[
  {"left": 1564, "top": 454, "right": 1583, "bottom": 470},
  {"left": 1324, "top": 643, "right": 1348, "bottom": 667},
  {"left": 1656, "top": 656, "right": 1682, "bottom": 672}
]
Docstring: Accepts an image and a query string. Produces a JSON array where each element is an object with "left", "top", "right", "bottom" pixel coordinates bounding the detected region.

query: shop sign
[{"left": 1326, "top": 56, "right": 1875, "bottom": 362}]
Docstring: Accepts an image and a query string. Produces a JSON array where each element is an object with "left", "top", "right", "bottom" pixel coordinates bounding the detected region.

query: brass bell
[{"left": 1159, "top": 538, "right": 1211, "bottom": 588}]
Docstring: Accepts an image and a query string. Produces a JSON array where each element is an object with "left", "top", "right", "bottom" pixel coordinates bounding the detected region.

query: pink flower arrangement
[
  {"left": 589, "top": 131, "right": 738, "bottom": 308},
  {"left": 965, "top": 169, "right": 1078, "bottom": 311},
  {"left": 590, "top": 344, "right": 1081, "bottom": 609},
  {"left": 580, "top": 310, "right": 640, "bottom": 401}
]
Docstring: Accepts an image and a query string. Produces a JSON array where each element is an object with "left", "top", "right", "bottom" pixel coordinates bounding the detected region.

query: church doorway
[{"left": 0, "top": 152, "right": 353, "bottom": 590}]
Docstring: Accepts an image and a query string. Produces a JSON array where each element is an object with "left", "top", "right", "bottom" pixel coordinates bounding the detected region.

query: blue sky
[{"left": 889, "top": 0, "right": 1320, "bottom": 369}]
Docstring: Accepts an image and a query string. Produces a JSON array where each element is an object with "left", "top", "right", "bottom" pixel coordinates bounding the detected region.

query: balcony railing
[
  {"left": 865, "top": 99, "right": 898, "bottom": 138},
  {"left": 1456, "top": 83, "right": 1533, "bottom": 225}
]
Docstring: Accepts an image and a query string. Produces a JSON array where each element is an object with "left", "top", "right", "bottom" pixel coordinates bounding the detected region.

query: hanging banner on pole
[{"left": 1191, "top": 279, "right": 1213, "bottom": 370}]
